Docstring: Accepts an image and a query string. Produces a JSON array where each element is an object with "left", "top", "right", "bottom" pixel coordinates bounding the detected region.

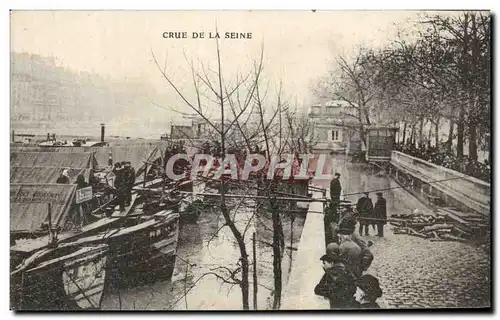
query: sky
[{"left": 10, "top": 10, "right": 462, "bottom": 136}]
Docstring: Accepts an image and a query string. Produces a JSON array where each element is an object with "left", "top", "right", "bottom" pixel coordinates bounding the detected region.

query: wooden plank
[
  {"left": 440, "top": 233, "right": 468, "bottom": 242},
  {"left": 388, "top": 218, "right": 412, "bottom": 223},
  {"left": 430, "top": 238, "right": 456, "bottom": 242},
  {"left": 437, "top": 209, "right": 470, "bottom": 225},
  {"left": 408, "top": 228, "right": 427, "bottom": 238},
  {"left": 420, "top": 224, "right": 454, "bottom": 233},
  {"left": 441, "top": 207, "right": 481, "bottom": 219}
]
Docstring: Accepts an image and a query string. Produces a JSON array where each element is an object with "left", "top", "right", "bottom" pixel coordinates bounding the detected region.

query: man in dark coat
[
  {"left": 356, "top": 192, "right": 374, "bottom": 236},
  {"left": 314, "top": 252, "right": 357, "bottom": 309},
  {"left": 74, "top": 174, "right": 90, "bottom": 227},
  {"left": 113, "top": 163, "right": 126, "bottom": 211},
  {"left": 324, "top": 200, "right": 338, "bottom": 246},
  {"left": 373, "top": 192, "right": 387, "bottom": 237},
  {"left": 330, "top": 173, "right": 342, "bottom": 203}
]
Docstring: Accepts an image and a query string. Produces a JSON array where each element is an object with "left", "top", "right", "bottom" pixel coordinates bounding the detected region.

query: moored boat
[
  {"left": 54, "top": 210, "right": 180, "bottom": 288},
  {"left": 11, "top": 244, "right": 108, "bottom": 310}
]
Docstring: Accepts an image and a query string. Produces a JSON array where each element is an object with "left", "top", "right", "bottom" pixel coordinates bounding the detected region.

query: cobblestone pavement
[{"left": 364, "top": 226, "right": 490, "bottom": 309}]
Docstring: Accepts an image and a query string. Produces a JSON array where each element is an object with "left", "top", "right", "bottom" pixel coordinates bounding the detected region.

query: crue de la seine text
[{"left": 162, "top": 31, "right": 253, "bottom": 39}]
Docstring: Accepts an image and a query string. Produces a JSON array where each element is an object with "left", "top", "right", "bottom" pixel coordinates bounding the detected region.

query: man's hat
[
  {"left": 334, "top": 173, "right": 341, "bottom": 177},
  {"left": 356, "top": 275, "right": 383, "bottom": 299},
  {"left": 376, "top": 192, "right": 383, "bottom": 196},
  {"left": 363, "top": 191, "right": 370, "bottom": 196}
]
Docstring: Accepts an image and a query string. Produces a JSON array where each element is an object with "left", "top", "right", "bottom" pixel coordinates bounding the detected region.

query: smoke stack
[{"left": 100, "top": 123, "right": 105, "bottom": 142}]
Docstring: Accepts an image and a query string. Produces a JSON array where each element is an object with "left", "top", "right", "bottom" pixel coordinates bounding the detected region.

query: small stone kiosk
[{"left": 365, "top": 126, "right": 399, "bottom": 162}]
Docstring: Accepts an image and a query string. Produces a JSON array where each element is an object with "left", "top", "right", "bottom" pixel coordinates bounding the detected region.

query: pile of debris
[{"left": 389, "top": 207, "right": 488, "bottom": 242}]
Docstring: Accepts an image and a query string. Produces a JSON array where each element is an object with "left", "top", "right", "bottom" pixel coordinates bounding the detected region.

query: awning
[{"left": 10, "top": 183, "right": 77, "bottom": 233}]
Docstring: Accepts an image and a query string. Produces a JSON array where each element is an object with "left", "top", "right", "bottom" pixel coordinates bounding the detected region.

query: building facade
[{"left": 11, "top": 52, "right": 158, "bottom": 137}]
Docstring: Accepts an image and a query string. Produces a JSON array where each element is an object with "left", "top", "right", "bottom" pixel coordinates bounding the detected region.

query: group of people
[
  {"left": 55, "top": 160, "right": 137, "bottom": 229},
  {"left": 315, "top": 173, "right": 386, "bottom": 309},
  {"left": 112, "top": 161, "right": 136, "bottom": 211},
  {"left": 394, "top": 142, "right": 490, "bottom": 182},
  {"left": 315, "top": 215, "right": 384, "bottom": 309},
  {"left": 328, "top": 173, "right": 388, "bottom": 237},
  {"left": 356, "top": 192, "right": 387, "bottom": 237},
  {"left": 56, "top": 169, "right": 91, "bottom": 229}
]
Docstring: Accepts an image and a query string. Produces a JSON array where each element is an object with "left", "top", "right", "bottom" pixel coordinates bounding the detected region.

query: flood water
[{"left": 100, "top": 154, "right": 425, "bottom": 310}]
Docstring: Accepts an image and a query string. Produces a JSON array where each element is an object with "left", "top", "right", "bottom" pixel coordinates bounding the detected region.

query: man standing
[
  {"left": 373, "top": 192, "right": 387, "bottom": 237},
  {"left": 113, "top": 163, "right": 126, "bottom": 212},
  {"left": 74, "top": 174, "right": 90, "bottom": 228},
  {"left": 330, "top": 173, "right": 342, "bottom": 203},
  {"left": 56, "top": 169, "right": 70, "bottom": 184},
  {"left": 356, "top": 192, "right": 374, "bottom": 236}
]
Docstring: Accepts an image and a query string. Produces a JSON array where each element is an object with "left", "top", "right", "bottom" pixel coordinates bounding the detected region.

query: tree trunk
[
  {"left": 362, "top": 102, "right": 371, "bottom": 126},
  {"left": 434, "top": 117, "right": 440, "bottom": 148},
  {"left": 216, "top": 40, "right": 250, "bottom": 309},
  {"left": 419, "top": 118, "right": 424, "bottom": 149},
  {"left": 271, "top": 196, "right": 282, "bottom": 310},
  {"left": 222, "top": 204, "right": 250, "bottom": 309},
  {"left": 468, "top": 14, "right": 479, "bottom": 162},
  {"left": 252, "top": 232, "right": 258, "bottom": 310},
  {"left": 468, "top": 120, "right": 478, "bottom": 161},
  {"left": 457, "top": 13, "right": 469, "bottom": 159},
  {"left": 447, "top": 118, "right": 454, "bottom": 153},
  {"left": 410, "top": 125, "right": 415, "bottom": 146},
  {"left": 457, "top": 106, "right": 465, "bottom": 158},
  {"left": 427, "top": 121, "right": 432, "bottom": 149}
]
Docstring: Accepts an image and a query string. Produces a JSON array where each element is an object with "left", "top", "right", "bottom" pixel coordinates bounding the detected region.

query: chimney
[{"left": 100, "top": 123, "right": 105, "bottom": 142}]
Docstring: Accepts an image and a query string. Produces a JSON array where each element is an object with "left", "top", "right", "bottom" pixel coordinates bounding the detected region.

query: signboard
[
  {"left": 76, "top": 186, "right": 93, "bottom": 204},
  {"left": 106, "top": 172, "right": 115, "bottom": 188}
]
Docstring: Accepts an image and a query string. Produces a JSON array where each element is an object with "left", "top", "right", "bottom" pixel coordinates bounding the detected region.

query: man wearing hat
[
  {"left": 314, "top": 249, "right": 356, "bottom": 309},
  {"left": 356, "top": 192, "right": 374, "bottom": 236},
  {"left": 123, "top": 161, "right": 136, "bottom": 206},
  {"left": 113, "top": 162, "right": 126, "bottom": 211},
  {"left": 353, "top": 274, "right": 383, "bottom": 308},
  {"left": 56, "top": 168, "right": 70, "bottom": 184},
  {"left": 373, "top": 192, "right": 387, "bottom": 237},
  {"left": 330, "top": 173, "right": 342, "bottom": 203}
]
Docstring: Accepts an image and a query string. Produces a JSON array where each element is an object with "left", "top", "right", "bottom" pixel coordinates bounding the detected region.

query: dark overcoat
[
  {"left": 373, "top": 198, "right": 387, "bottom": 224},
  {"left": 330, "top": 178, "right": 342, "bottom": 201}
]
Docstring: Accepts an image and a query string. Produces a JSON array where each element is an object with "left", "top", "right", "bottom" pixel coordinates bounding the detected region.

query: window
[
  {"left": 326, "top": 105, "right": 340, "bottom": 116},
  {"left": 332, "top": 130, "right": 340, "bottom": 141}
]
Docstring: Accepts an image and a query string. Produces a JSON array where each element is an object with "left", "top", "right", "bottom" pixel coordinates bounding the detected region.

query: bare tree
[{"left": 151, "top": 31, "right": 265, "bottom": 309}]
